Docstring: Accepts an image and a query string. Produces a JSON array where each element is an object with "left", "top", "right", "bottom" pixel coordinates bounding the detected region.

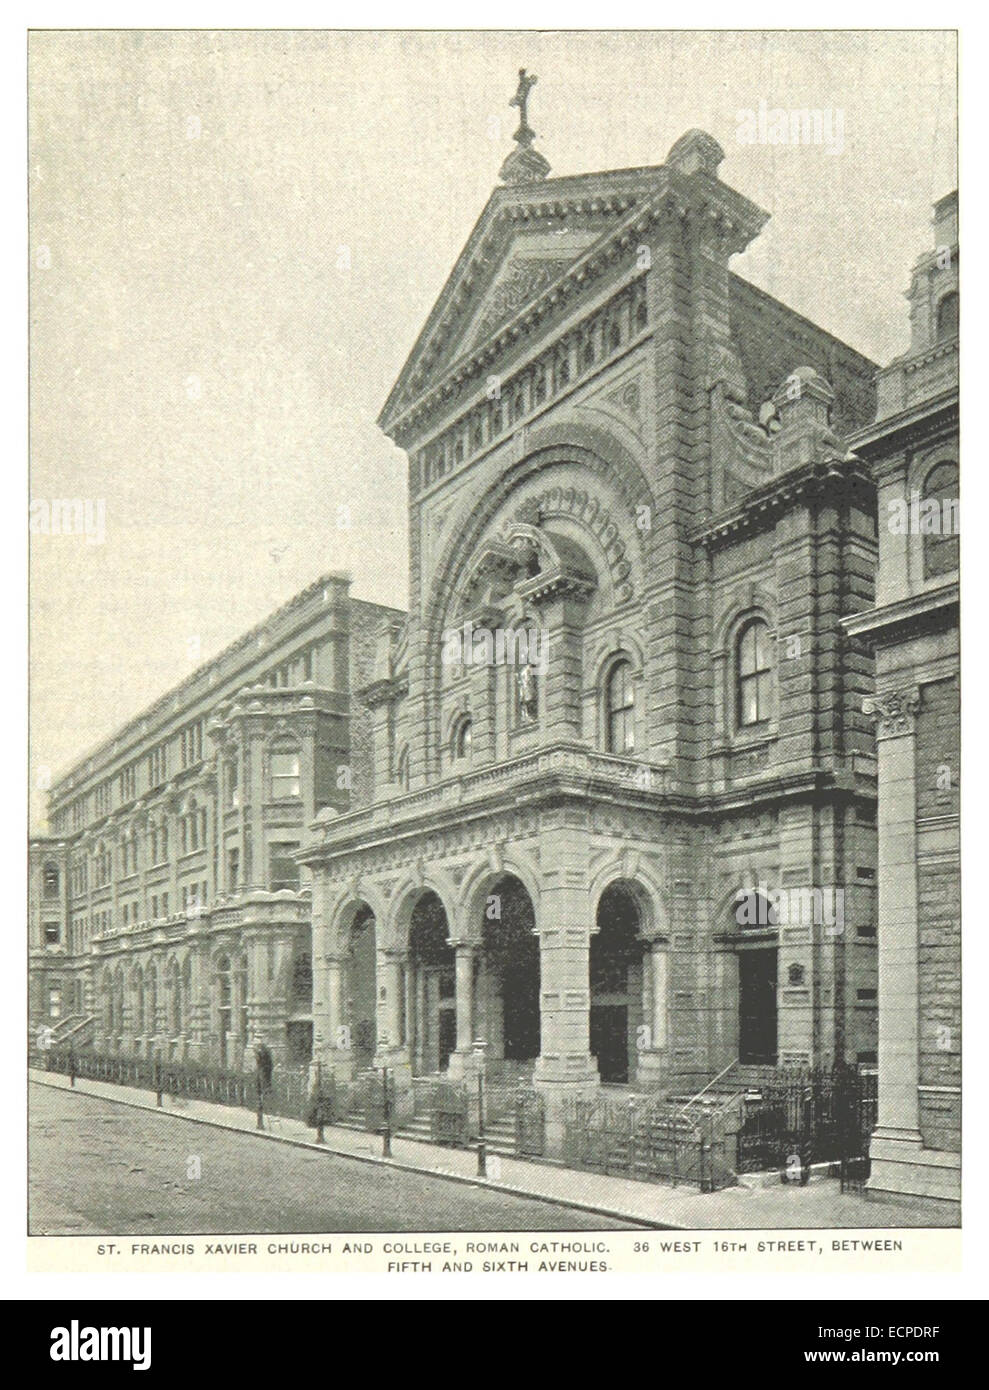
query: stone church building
[{"left": 301, "top": 85, "right": 883, "bottom": 1142}]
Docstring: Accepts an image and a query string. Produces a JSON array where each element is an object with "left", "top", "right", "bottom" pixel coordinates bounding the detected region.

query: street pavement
[{"left": 29, "top": 1082, "right": 639, "bottom": 1234}]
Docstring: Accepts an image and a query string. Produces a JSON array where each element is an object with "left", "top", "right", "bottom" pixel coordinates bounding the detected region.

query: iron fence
[
  {"left": 735, "top": 1064, "right": 877, "bottom": 1177},
  {"left": 40, "top": 1046, "right": 313, "bottom": 1123}
]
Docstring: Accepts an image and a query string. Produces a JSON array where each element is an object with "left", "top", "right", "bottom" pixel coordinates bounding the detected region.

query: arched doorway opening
[
  {"left": 347, "top": 904, "right": 377, "bottom": 1072},
  {"left": 480, "top": 875, "right": 540, "bottom": 1077},
  {"left": 591, "top": 883, "right": 646, "bottom": 1085},
  {"left": 409, "top": 890, "right": 454, "bottom": 1075}
]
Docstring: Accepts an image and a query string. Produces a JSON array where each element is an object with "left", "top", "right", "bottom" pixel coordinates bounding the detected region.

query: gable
[{"left": 459, "top": 228, "right": 599, "bottom": 358}]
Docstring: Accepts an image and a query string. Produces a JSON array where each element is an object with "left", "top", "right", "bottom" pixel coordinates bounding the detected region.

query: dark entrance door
[
  {"left": 590, "top": 1005, "right": 629, "bottom": 1084},
  {"left": 738, "top": 947, "right": 778, "bottom": 1064},
  {"left": 438, "top": 1006, "right": 457, "bottom": 1072}
]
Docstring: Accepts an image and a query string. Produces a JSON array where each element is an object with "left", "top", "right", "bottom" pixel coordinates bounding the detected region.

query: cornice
[
  {"left": 690, "top": 454, "right": 875, "bottom": 550},
  {"left": 842, "top": 581, "right": 958, "bottom": 643}
]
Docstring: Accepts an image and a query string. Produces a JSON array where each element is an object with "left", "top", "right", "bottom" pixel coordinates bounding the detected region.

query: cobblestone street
[{"left": 29, "top": 1083, "right": 638, "bottom": 1235}]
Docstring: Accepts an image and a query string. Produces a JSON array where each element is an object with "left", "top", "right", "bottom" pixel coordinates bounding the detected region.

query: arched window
[
  {"left": 452, "top": 718, "right": 472, "bottom": 762},
  {"left": 737, "top": 619, "right": 773, "bottom": 727},
  {"left": 396, "top": 745, "right": 410, "bottom": 791},
  {"left": 605, "top": 660, "right": 635, "bottom": 754},
  {"left": 921, "top": 461, "right": 959, "bottom": 579},
  {"left": 42, "top": 862, "right": 59, "bottom": 899},
  {"left": 270, "top": 743, "right": 301, "bottom": 798},
  {"left": 936, "top": 291, "right": 958, "bottom": 342}
]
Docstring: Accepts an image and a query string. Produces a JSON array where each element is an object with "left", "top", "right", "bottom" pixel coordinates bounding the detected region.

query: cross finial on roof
[
  {"left": 509, "top": 68, "right": 538, "bottom": 147},
  {"left": 499, "top": 68, "right": 550, "bottom": 185}
]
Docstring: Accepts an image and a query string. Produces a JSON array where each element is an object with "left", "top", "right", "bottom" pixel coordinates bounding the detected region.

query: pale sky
[{"left": 28, "top": 29, "right": 957, "bottom": 829}]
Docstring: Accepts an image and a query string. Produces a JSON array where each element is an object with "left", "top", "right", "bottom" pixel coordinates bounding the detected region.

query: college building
[{"left": 29, "top": 574, "right": 401, "bottom": 1070}]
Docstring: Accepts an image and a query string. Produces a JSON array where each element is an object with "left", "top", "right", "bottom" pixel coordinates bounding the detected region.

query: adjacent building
[
  {"left": 29, "top": 574, "right": 401, "bottom": 1070},
  {"left": 845, "top": 192, "right": 960, "bottom": 1213}
]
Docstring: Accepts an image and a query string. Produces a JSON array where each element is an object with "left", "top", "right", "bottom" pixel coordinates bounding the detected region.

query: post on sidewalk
[
  {"left": 256, "top": 1076, "right": 264, "bottom": 1131},
  {"left": 381, "top": 1064, "right": 392, "bottom": 1158},
  {"left": 68, "top": 1047, "right": 76, "bottom": 1089},
  {"left": 473, "top": 1038, "right": 488, "bottom": 1177},
  {"left": 155, "top": 1057, "right": 163, "bottom": 1108},
  {"left": 315, "top": 1060, "right": 325, "bottom": 1145}
]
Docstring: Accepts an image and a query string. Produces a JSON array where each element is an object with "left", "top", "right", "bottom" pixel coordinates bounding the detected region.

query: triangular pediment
[
  {"left": 379, "top": 166, "right": 674, "bottom": 437},
  {"left": 459, "top": 229, "right": 598, "bottom": 357}
]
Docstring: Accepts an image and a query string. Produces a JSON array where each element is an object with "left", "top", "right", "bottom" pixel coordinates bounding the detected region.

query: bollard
[
  {"left": 68, "top": 1048, "right": 76, "bottom": 1089},
  {"left": 476, "top": 1071, "right": 487, "bottom": 1177},
  {"left": 315, "top": 1061, "right": 325, "bottom": 1145},
  {"left": 256, "top": 1076, "right": 264, "bottom": 1131},
  {"left": 155, "top": 1060, "right": 163, "bottom": 1108},
  {"left": 381, "top": 1066, "right": 392, "bottom": 1158}
]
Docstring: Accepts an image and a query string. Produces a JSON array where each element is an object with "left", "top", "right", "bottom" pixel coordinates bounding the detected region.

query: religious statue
[{"left": 516, "top": 659, "right": 538, "bottom": 723}]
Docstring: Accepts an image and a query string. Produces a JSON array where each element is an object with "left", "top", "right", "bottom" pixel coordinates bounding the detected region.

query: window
[
  {"left": 181, "top": 721, "right": 203, "bottom": 768},
  {"left": 396, "top": 746, "right": 410, "bottom": 791},
  {"left": 270, "top": 746, "right": 301, "bottom": 798},
  {"left": 269, "top": 843, "right": 301, "bottom": 892},
  {"left": 43, "top": 862, "right": 59, "bottom": 899},
  {"left": 936, "top": 291, "right": 958, "bottom": 342},
  {"left": 227, "top": 847, "right": 240, "bottom": 891},
  {"left": 737, "top": 619, "right": 773, "bottom": 727},
  {"left": 120, "top": 764, "right": 136, "bottom": 801},
  {"left": 226, "top": 760, "right": 239, "bottom": 809},
  {"left": 94, "top": 781, "right": 112, "bottom": 817},
  {"left": 921, "top": 461, "right": 959, "bottom": 579},
  {"left": 148, "top": 744, "right": 168, "bottom": 788},
  {"left": 605, "top": 661, "right": 635, "bottom": 754},
  {"left": 452, "top": 719, "right": 472, "bottom": 762},
  {"left": 44, "top": 922, "right": 60, "bottom": 944}
]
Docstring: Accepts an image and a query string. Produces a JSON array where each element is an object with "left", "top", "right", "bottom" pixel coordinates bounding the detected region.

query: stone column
[
  {"left": 636, "top": 938, "right": 670, "bottom": 1089},
  {"left": 373, "top": 947, "right": 412, "bottom": 1119},
  {"left": 446, "top": 942, "right": 478, "bottom": 1080},
  {"left": 865, "top": 688, "right": 924, "bottom": 1196},
  {"left": 533, "top": 826, "right": 599, "bottom": 1155}
]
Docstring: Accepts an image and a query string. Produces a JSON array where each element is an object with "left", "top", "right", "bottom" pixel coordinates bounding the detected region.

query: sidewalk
[{"left": 30, "top": 1068, "right": 945, "bottom": 1230}]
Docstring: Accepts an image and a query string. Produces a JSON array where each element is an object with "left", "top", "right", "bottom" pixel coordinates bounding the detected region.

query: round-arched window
[
  {"left": 453, "top": 718, "right": 472, "bottom": 762},
  {"left": 936, "top": 291, "right": 959, "bottom": 342},
  {"left": 737, "top": 619, "right": 773, "bottom": 727},
  {"left": 605, "top": 660, "right": 635, "bottom": 754},
  {"left": 921, "top": 461, "right": 959, "bottom": 579}
]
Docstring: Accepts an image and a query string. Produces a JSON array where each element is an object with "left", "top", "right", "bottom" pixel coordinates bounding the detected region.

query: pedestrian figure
[{"left": 254, "top": 1042, "right": 273, "bottom": 1093}]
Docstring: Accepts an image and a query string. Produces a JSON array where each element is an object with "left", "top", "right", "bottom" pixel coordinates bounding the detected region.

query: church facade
[{"left": 302, "top": 86, "right": 883, "bottom": 1148}]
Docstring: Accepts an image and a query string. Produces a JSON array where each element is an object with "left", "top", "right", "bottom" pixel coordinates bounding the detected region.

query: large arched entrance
[
  {"left": 480, "top": 875, "right": 540, "bottom": 1077},
  {"left": 347, "top": 904, "right": 377, "bottom": 1071},
  {"left": 408, "top": 891, "right": 455, "bottom": 1075},
  {"left": 591, "top": 883, "right": 646, "bottom": 1085}
]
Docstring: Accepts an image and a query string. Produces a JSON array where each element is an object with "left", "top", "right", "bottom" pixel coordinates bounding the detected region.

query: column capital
[{"left": 863, "top": 686, "right": 921, "bottom": 739}]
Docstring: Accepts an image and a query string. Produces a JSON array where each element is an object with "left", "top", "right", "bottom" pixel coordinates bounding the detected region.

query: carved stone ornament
[{"left": 862, "top": 686, "right": 921, "bottom": 739}]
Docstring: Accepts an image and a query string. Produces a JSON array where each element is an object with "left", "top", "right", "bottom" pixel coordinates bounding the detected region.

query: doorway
[{"left": 738, "top": 946, "right": 778, "bottom": 1064}]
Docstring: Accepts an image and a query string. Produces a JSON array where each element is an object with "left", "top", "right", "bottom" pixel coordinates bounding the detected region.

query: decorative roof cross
[
  {"left": 509, "top": 68, "right": 538, "bottom": 147},
  {"left": 499, "top": 68, "right": 550, "bottom": 185}
]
